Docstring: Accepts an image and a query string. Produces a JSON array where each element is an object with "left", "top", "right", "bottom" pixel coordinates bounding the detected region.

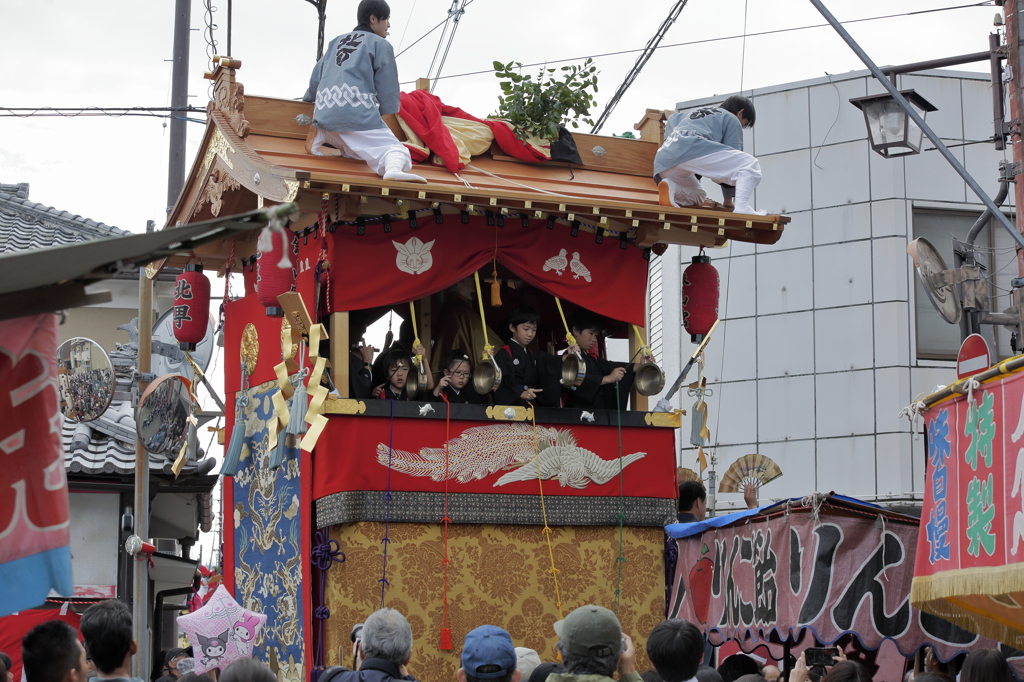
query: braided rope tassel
[
  {"left": 216, "top": 239, "right": 235, "bottom": 347},
  {"left": 529, "top": 403, "right": 564, "bottom": 619},
  {"left": 318, "top": 193, "right": 330, "bottom": 234},
  {"left": 439, "top": 394, "right": 454, "bottom": 650},
  {"left": 613, "top": 388, "right": 626, "bottom": 615},
  {"left": 379, "top": 400, "right": 395, "bottom": 607}
]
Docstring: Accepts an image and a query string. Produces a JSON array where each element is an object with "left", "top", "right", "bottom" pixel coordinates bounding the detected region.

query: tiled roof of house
[
  {"left": 0, "top": 182, "right": 131, "bottom": 253},
  {"left": 61, "top": 401, "right": 209, "bottom": 478}
]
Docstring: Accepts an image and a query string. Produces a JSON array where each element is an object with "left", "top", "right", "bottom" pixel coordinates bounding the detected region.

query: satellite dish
[
  {"left": 56, "top": 337, "right": 115, "bottom": 423},
  {"left": 908, "top": 237, "right": 962, "bottom": 325},
  {"left": 152, "top": 306, "right": 215, "bottom": 383},
  {"left": 136, "top": 374, "right": 192, "bottom": 456}
]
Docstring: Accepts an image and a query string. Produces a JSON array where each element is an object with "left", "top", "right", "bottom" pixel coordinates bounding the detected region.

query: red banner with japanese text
[
  {"left": 912, "top": 370, "right": 1024, "bottom": 648},
  {"left": 0, "top": 314, "right": 73, "bottom": 616}
]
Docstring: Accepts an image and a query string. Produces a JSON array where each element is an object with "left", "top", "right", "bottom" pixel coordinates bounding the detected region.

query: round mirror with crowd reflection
[
  {"left": 136, "top": 374, "right": 192, "bottom": 455},
  {"left": 56, "top": 337, "right": 115, "bottom": 423}
]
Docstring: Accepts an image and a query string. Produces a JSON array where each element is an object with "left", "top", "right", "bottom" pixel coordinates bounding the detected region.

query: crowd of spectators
[{"left": 1, "top": 600, "right": 1017, "bottom": 682}]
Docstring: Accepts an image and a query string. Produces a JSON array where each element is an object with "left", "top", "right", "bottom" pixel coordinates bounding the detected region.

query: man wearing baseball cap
[
  {"left": 458, "top": 626, "right": 520, "bottom": 682},
  {"left": 549, "top": 605, "right": 639, "bottom": 682}
]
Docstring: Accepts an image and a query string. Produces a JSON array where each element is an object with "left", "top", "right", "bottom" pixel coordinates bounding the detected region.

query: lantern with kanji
[
  {"left": 682, "top": 252, "right": 719, "bottom": 343},
  {"left": 173, "top": 263, "right": 211, "bottom": 351},
  {"left": 255, "top": 224, "right": 296, "bottom": 317}
]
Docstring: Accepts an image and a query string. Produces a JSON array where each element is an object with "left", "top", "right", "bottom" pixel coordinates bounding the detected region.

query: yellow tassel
[
  {"left": 490, "top": 277, "right": 502, "bottom": 307},
  {"left": 911, "top": 567, "right": 1024, "bottom": 648}
]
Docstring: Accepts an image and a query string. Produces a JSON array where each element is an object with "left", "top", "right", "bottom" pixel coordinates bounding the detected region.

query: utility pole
[
  {"left": 132, "top": 221, "right": 155, "bottom": 677},
  {"left": 227, "top": 0, "right": 233, "bottom": 57},
  {"left": 168, "top": 0, "right": 191, "bottom": 214},
  {"left": 1005, "top": 0, "right": 1024, "bottom": 276}
]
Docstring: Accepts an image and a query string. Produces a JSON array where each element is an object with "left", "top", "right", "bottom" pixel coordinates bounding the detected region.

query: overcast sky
[{"left": 2, "top": 0, "right": 1001, "bottom": 233}]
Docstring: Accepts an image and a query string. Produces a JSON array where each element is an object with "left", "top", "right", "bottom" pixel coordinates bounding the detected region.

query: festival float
[
  {"left": 667, "top": 493, "right": 1024, "bottom": 679},
  {"left": 155, "top": 56, "right": 791, "bottom": 681}
]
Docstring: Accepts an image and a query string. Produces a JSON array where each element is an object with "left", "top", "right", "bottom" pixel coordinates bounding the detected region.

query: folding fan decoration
[
  {"left": 677, "top": 467, "right": 701, "bottom": 484},
  {"left": 717, "top": 454, "right": 783, "bottom": 493}
]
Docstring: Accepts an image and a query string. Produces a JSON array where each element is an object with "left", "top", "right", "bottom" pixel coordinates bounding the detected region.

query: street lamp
[{"left": 849, "top": 89, "right": 938, "bottom": 158}]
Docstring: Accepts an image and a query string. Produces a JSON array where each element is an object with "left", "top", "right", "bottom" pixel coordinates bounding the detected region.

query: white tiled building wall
[{"left": 656, "top": 68, "right": 1017, "bottom": 513}]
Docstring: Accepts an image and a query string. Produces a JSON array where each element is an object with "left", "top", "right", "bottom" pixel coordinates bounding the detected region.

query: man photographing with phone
[{"left": 790, "top": 647, "right": 871, "bottom": 682}]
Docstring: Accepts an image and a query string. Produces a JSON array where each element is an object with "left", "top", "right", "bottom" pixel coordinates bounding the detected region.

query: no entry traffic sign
[{"left": 957, "top": 333, "right": 991, "bottom": 379}]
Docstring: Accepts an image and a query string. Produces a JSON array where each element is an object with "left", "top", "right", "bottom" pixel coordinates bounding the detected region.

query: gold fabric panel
[{"left": 324, "top": 523, "right": 666, "bottom": 681}]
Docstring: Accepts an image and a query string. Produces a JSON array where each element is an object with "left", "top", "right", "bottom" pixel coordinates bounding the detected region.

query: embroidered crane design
[{"left": 375, "top": 424, "right": 645, "bottom": 489}]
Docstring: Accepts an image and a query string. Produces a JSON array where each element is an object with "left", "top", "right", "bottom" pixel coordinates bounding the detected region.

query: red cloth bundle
[{"left": 398, "top": 90, "right": 550, "bottom": 172}]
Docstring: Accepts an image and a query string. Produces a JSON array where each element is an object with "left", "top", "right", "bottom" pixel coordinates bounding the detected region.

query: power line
[
  {"left": 400, "top": 1, "right": 995, "bottom": 86},
  {"left": 0, "top": 106, "right": 206, "bottom": 123},
  {"left": 739, "top": 0, "right": 749, "bottom": 92},
  {"left": 395, "top": 0, "right": 477, "bottom": 59},
  {"left": 591, "top": 0, "right": 690, "bottom": 134},
  {"left": 395, "top": 0, "right": 420, "bottom": 52},
  {"left": 427, "top": 0, "right": 471, "bottom": 89}
]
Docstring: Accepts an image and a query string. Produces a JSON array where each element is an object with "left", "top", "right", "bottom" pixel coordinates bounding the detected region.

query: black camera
[
  {"left": 350, "top": 623, "right": 364, "bottom": 644},
  {"left": 805, "top": 647, "right": 838, "bottom": 668}
]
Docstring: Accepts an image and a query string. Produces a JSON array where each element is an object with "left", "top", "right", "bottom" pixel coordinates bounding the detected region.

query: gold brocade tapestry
[{"left": 322, "top": 522, "right": 665, "bottom": 682}]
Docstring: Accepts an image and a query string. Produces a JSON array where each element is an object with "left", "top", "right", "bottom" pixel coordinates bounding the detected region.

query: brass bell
[
  {"left": 561, "top": 352, "right": 586, "bottom": 389},
  {"left": 473, "top": 355, "right": 502, "bottom": 394},
  {"left": 634, "top": 361, "right": 666, "bottom": 397}
]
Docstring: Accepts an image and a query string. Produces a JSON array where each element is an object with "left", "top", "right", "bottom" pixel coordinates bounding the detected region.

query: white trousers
[
  {"left": 311, "top": 127, "right": 412, "bottom": 177},
  {"left": 660, "top": 148, "right": 762, "bottom": 207}
]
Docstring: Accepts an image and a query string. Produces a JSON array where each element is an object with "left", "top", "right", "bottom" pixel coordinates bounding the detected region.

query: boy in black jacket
[
  {"left": 493, "top": 305, "right": 555, "bottom": 407},
  {"left": 564, "top": 309, "right": 650, "bottom": 410}
]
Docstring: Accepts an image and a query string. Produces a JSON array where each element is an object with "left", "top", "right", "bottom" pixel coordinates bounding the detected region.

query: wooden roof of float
[{"left": 166, "top": 58, "right": 790, "bottom": 270}]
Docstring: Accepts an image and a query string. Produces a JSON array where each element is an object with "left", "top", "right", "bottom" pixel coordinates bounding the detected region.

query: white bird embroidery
[
  {"left": 377, "top": 423, "right": 560, "bottom": 483},
  {"left": 569, "top": 252, "right": 592, "bottom": 282},
  {"left": 494, "top": 430, "right": 645, "bottom": 488},
  {"left": 543, "top": 249, "right": 569, "bottom": 276},
  {"left": 375, "top": 424, "right": 643, "bottom": 489}
]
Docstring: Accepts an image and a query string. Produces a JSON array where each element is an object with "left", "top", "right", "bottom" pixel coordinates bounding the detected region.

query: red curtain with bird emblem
[{"left": 319, "top": 215, "right": 650, "bottom": 325}]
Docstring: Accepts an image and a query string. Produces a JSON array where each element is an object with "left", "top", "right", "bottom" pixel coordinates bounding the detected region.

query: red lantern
[
  {"left": 256, "top": 225, "right": 296, "bottom": 317},
  {"left": 682, "top": 252, "right": 719, "bottom": 343},
  {"left": 173, "top": 263, "right": 211, "bottom": 351}
]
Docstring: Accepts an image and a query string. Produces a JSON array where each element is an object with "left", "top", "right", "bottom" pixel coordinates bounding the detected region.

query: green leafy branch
[{"left": 492, "top": 58, "right": 599, "bottom": 142}]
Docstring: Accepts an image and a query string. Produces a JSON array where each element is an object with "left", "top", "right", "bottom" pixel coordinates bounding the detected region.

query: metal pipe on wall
[{"left": 954, "top": 179, "right": 1010, "bottom": 340}]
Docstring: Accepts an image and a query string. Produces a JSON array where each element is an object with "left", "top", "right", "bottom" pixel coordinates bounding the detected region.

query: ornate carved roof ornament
[
  {"left": 205, "top": 56, "right": 250, "bottom": 139},
  {"left": 202, "top": 168, "right": 242, "bottom": 217}
]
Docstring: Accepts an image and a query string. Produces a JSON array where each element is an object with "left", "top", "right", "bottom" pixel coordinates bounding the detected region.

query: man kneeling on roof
[
  {"left": 653, "top": 95, "right": 766, "bottom": 216},
  {"left": 302, "top": 0, "right": 427, "bottom": 184}
]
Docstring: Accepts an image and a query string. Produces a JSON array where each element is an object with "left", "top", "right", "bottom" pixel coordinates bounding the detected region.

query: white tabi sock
[
  {"left": 733, "top": 176, "right": 767, "bottom": 215},
  {"left": 382, "top": 152, "right": 428, "bottom": 184}
]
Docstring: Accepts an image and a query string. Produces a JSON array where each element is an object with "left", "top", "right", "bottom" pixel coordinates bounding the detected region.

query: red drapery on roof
[{"left": 399, "top": 90, "right": 550, "bottom": 172}]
